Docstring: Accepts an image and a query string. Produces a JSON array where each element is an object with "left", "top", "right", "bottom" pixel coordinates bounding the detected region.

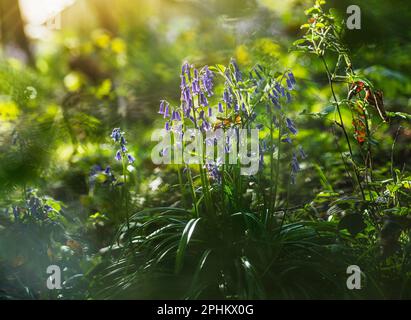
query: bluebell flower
[
  {"left": 158, "top": 100, "right": 166, "bottom": 114},
  {"left": 163, "top": 103, "right": 170, "bottom": 118},
  {"left": 286, "top": 92, "right": 292, "bottom": 103},
  {"left": 299, "top": 146, "right": 307, "bottom": 159},
  {"left": 199, "top": 91, "right": 208, "bottom": 106},
  {"left": 201, "top": 66, "right": 214, "bottom": 96},
  {"left": 274, "top": 83, "right": 282, "bottom": 94},
  {"left": 286, "top": 79, "right": 293, "bottom": 90},
  {"left": 234, "top": 103, "right": 239, "bottom": 112},
  {"left": 218, "top": 102, "right": 224, "bottom": 113},
  {"left": 288, "top": 71, "right": 296, "bottom": 85},
  {"left": 171, "top": 111, "right": 178, "bottom": 121},
  {"left": 121, "top": 144, "right": 128, "bottom": 153},
  {"left": 286, "top": 118, "right": 298, "bottom": 135},
  {"left": 291, "top": 153, "right": 300, "bottom": 173},
  {"left": 165, "top": 121, "right": 170, "bottom": 131},
  {"left": 223, "top": 89, "right": 231, "bottom": 104},
  {"left": 111, "top": 128, "right": 121, "bottom": 142},
  {"left": 115, "top": 150, "right": 122, "bottom": 161},
  {"left": 208, "top": 107, "right": 213, "bottom": 117},
  {"left": 127, "top": 154, "right": 135, "bottom": 164},
  {"left": 230, "top": 58, "right": 242, "bottom": 82},
  {"left": 282, "top": 137, "right": 292, "bottom": 144}
]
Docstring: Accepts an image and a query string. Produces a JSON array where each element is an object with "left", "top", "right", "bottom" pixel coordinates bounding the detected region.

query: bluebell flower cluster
[
  {"left": 111, "top": 128, "right": 135, "bottom": 164},
  {"left": 158, "top": 60, "right": 306, "bottom": 184},
  {"left": 9, "top": 189, "right": 59, "bottom": 223},
  {"left": 250, "top": 68, "right": 306, "bottom": 183}
]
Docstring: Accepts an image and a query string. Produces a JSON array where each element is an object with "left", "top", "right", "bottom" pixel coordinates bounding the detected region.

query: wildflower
[
  {"left": 298, "top": 146, "right": 307, "bottom": 159},
  {"left": 127, "top": 154, "right": 136, "bottom": 164},
  {"left": 286, "top": 92, "right": 292, "bottom": 103},
  {"left": 218, "top": 102, "right": 224, "bottom": 113},
  {"left": 201, "top": 66, "right": 214, "bottom": 96},
  {"left": 286, "top": 79, "right": 293, "bottom": 90},
  {"left": 158, "top": 100, "right": 166, "bottom": 114},
  {"left": 288, "top": 71, "right": 296, "bottom": 85},
  {"left": 282, "top": 137, "right": 292, "bottom": 144},
  {"left": 111, "top": 128, "right": 121, "bottom": 142},
  {"left": 171, "top": 110, "right": 180, "bottom": 121},
  {"left": 110, "top": 128, "right": 135, "bottom": 165},
  {"left": 230, "top": 58, "right": 242, "bottom": 82},
  {"left": 199, "top": 91, "right": 208, "bottom": 106},
  {"left": 286, "top": 118, "right": 298, "bottom": 135},
  {"left": 180, "top": 74, "right": 187, "bottom": 89},
  {"left": 291, "top": 153, "right": 300, "bottom": 173},
  {"left": 163, "top": 103, "right": 170, "bottom": 118},
  {"left": 208, "top": 107, "right": 213, "bottom": 117},
  {"left": 223, "top": 89, "right": 231, "bottom": 104}
]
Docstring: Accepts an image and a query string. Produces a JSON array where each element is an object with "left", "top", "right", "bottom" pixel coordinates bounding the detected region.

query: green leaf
[{"left": 175, "top": 218, "right": 201, "bottom": 273}]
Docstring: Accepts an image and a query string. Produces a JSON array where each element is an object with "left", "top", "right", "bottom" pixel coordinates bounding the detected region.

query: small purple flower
[
  {"left": 291, "top": 153, "right": 300, "bottom": 172},
  {"left": 127, "top": 154, "right": 135, "bottom": 164},
  {"left": 171, "top": 111, "right": 178, "bottom": 121},
  {"left": 199, "top": 91, "right": 208, "bottom": 106},
  {"left": 223, "top": 89, "right": 231, "bottom": 104},
  {"left": 286, "top": 118, "right": 298, "bottom": 135},
  {"left": 115, "top": 150, "right": 122, "bottom": 161},
  {"left": 288, "top": 71, "right": 296, "bottom": 85},
  {"left": 165, "top": 121, "right": 170, "bottom": 131},
  {"left": 282, "top": 137, "right": 292, "bottom": 144},
  {"left": 111, "top": 128, "right": 121, "bottom": 142},
  {"left": 299, "top": 146, "right": 307, "bottom": 159},
  {"left": 208, "top": 107, "right": 213, "bottom": 117},
  {"left": 121, "top": 144, "right": 128, "bottom": 153},
  {"left": 274, "top": 83, "right": 282, "bottom": 94},
  {"left": 286, "top": 92, "right": 292, "bottom": 103},
  {"left": 230, "top": 58, "right": 242, "bottom": 82},
  {"left": 286, "top": 79, "right": 293, "bottom": 90},
  {"left": 201, "top": 66, "right": 214, "bottom": 96},
  {"left": 158, "top": 100, "right": 166, "bottom": 114},
  {"left": 218, "top": 102, "right": 223, "bottom": 113},
  {"left": 163, "top": 103, "right": 170, "bottom": 118}
]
